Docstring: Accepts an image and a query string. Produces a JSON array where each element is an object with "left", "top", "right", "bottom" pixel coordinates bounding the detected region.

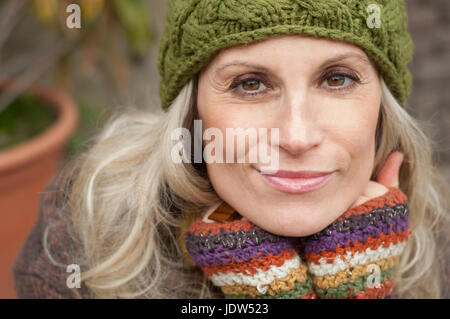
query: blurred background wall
[
  {"left": 407, "top": 0, "right": 450, "bottom": 181},
  {"left": 0, "top": 0, "right": 448, "bottom": 298}
]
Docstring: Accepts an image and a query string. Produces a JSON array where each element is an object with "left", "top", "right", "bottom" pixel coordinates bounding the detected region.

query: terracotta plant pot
[{"left": 0, "top": 82, "right": 78, "bottom": 298}]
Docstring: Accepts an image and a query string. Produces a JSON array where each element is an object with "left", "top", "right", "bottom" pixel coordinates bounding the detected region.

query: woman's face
[{"left": 197, "top": 35, "right": 381, "bottom": 236}]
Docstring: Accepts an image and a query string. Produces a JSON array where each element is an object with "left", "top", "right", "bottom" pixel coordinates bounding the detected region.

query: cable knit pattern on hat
[
  {"left": 183, "top": 186, "right": 412, "bottom": 299},
  {"left": 158, "top": 0, "right": 413, "bottom": 110}
]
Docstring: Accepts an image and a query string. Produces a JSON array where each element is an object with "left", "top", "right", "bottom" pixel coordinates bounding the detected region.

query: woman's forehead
[
  {"left": 209, "top": 35, "right": 369, "bottom": 69},
  {"left": 202, "top": 35, "right": 371, "bottom": 78}
]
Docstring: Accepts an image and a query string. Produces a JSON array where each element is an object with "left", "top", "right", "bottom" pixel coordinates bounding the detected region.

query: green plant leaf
[
  {"left": 0, "top": 92, "right": 57, "bottom": 150},
  {"left": 110, "top": 0, "right": 154, "bottom": 59}
]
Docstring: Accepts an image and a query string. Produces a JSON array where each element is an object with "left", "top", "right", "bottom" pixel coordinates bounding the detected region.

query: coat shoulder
[{"left": 12, "top": 175, "right": 92, "bottom": 298}]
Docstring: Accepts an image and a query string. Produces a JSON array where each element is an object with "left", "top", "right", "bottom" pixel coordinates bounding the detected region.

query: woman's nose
[{"left": 276, "top": 94, "right": 324, "bottom": 156}]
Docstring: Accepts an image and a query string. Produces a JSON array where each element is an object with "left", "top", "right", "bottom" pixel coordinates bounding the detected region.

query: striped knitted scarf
[{"left": 183, "top": 187, "right": 411, "bottom": 299}]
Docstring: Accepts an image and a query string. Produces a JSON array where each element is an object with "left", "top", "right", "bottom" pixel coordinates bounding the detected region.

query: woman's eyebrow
[
  {"left": 214, "top": 61, "right": 269, "bottom": 76},
  {"left": 319, "top": 53, "right": 370, "bottom": 68}
]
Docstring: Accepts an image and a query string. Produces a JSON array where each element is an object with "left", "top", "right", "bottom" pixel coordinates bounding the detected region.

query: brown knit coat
[{"left": 12, "top": 178, "right": 92, "bottom": 298}]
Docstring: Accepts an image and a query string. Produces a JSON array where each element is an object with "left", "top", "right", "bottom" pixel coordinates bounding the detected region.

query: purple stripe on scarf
[
  {"left": 188, "top": 238, "right": 294, "bottom": 267},
  {"left": 303, "top": 215, "right": 409, "bottom": 254}
]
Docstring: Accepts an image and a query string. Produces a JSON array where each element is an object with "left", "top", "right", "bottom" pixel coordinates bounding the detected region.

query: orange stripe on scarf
[
  {"left": 188, "top": 217, "right": 259, "bottom": 236},
  {"left": 201, "top": 249, "right": 297, "bottom": 277},
  {"left": 339, "top": 186, "right": 407, "bottom": 220}
]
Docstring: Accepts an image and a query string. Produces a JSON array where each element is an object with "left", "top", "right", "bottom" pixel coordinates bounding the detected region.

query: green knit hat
[{"left": 158, "top": 0, "right": 413, "bottom": 110}]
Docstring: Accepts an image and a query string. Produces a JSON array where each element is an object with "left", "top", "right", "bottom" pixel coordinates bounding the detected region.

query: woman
[{"left": 13, "top": 0, "right": 449, "bottom": 299}]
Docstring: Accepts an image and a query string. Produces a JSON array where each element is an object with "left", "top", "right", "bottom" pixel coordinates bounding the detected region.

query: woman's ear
[{"left": 375, "top": 151, "right": 404, "bottom": 188}]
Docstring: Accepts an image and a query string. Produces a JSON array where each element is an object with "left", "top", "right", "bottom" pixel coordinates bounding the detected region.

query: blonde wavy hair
[{"left": 48, "top": 74, "right": 449, "bottom": 299}]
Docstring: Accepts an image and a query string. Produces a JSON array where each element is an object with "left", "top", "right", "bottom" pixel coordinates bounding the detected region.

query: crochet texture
[{"left": 184, "top": 187, "right": 411, "bottom": 299}]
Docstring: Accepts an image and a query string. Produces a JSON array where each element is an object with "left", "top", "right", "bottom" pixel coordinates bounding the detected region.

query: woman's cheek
[
  {"left": 325, "top": 98, "right": 379, "bottom": 178},
  {"left": 346, "top": 116, "right": 379, "bottom": 191}
]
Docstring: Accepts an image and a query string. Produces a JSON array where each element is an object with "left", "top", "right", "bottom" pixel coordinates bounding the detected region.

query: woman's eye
[
  {"left": 242, "top": 79, "right": 263, "bottom": 91},
  {"left": 230, "top": 77, "right": 268, "bottom": 97},
  {"left": 321, "top": 73, "right": 359, "bottom": 90},
  {"left": 327, "top": 75, "right": 347, "bottom": 87}
]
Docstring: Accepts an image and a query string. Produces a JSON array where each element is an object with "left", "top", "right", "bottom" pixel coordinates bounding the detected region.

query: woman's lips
[{"left": 259, "top": 170, "right": 334, "bottom": 194}]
